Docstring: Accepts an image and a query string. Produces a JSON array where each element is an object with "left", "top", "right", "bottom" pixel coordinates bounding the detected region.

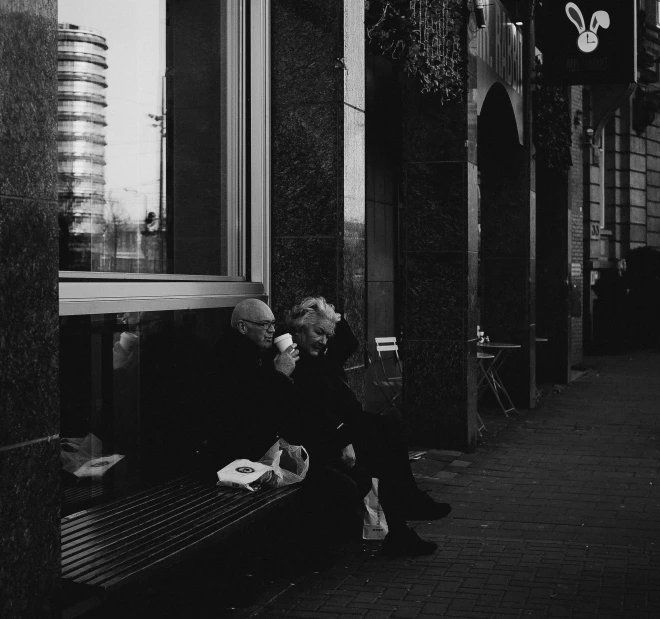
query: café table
[
  {"left": 476, "top": 351, "right": 495, "bottom": 435},
  {"left": 477, "top": 341, "right": 521, "bottom": 416}
]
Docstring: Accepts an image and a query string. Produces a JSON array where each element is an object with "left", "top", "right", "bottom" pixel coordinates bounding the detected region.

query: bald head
[
  {"left": 231, "top": 299, "right": 273, "bottom": 327},
  {"left": 231, "top": 299, "right": 276, "bottom": 349}
]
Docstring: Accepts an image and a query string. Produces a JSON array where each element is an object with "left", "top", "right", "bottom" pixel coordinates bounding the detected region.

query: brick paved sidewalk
[{"left": 239, "top": 350, "right": 660, "bottom": 619}]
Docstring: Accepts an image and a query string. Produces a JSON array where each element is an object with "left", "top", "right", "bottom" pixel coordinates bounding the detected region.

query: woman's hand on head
[
  {"left": 274, "top": 344, "right": 299, "bottom": 376},
  {"left": 340, "top": 443, "right": 356, "bottom": 469}
]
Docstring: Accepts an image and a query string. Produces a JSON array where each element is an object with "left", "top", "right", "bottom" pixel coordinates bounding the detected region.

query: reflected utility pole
[{"left": 148, "top": 74, "right": 166, "bottom": 272}]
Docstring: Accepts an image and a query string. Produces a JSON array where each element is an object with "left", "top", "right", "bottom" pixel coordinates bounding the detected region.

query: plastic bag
[
  {"left": 216, "top": 459, "right": 275, "bottom": 492},
  {"left": 363, "top": 477, "right": 388, "bottom": 540},
  {"left": 259, "top": 438, "right": 309, "bottom": 488}
]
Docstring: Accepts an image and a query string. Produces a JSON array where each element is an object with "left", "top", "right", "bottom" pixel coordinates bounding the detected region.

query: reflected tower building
[{"left": 58, "top": 23, "right": 108, "bottom": 270}]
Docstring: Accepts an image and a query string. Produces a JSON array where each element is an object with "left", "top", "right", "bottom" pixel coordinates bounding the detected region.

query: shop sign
[
  {"left": 475, "top": 0, "right": 524, "bottom": 143},
  {"left": 539, "top": 1, "right": 637, "bottom": 85}
]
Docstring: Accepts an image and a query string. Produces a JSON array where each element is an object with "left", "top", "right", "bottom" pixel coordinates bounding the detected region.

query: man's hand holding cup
[{"left": 273, "top": 333, "right": 299, "bottom": 376}]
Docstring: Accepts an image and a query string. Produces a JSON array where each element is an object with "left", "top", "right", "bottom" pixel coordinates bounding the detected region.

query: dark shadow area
[{"left": 591, "top": 247, "right": 660, "bottom": 354}]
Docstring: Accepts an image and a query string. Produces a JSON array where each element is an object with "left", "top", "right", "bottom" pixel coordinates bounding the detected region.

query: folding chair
[{"left": 371, "top": 336, "right": 403, "bottom": 412}]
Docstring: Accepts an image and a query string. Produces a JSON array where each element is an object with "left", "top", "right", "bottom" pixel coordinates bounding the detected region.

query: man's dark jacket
[{"left": 193, "top": 328, "right": 297, "bottom": 481}]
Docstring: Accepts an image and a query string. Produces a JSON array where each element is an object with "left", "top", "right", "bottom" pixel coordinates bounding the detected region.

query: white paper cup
[{"left": 274, "top": 333, "right": 293, "bottom": 352}]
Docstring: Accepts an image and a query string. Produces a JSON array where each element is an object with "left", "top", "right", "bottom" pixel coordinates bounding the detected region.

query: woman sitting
[{"left": 284, "top": 296, "right": 450, "bottom": 556}]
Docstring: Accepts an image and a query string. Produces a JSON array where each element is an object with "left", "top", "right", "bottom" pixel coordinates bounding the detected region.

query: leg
[
  {"left": 298, "top": 464, "right": 365, "bottom": 545},
  {"left": 352, "top": 414, "right": 442, "bottom": 556},
  {"left": 353, "top": 413, "right": 451, "bottom": 520}
]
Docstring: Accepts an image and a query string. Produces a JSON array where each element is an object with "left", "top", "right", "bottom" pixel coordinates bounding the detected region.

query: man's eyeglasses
[{"left": 241, "top": 319, "right": 276, "bottom": 331}]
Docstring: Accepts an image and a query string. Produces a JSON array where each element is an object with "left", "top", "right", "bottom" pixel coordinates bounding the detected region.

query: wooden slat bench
[{"left": 61, "top": 475, "right": 300, "bottom": 594}]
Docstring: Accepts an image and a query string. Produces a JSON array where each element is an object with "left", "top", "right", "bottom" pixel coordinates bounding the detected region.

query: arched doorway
[{"left": 477, "top": 82, "right": 535, "bottom": 407}]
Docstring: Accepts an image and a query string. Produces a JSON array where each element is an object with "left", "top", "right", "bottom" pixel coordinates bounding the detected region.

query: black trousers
[
  {"left": 348, "top": 412, "right": 419, "bottom": 533},
  {"left": 296, "top": 464, "right": 365, "bottom": 546},
  {"left": 295, "top": 413, "right": 419, "bottom": 545}
]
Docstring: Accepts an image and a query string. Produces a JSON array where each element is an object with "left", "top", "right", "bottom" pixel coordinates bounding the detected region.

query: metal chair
[{"left": 370, "top": 336, "right": 403, "bottom": 412}]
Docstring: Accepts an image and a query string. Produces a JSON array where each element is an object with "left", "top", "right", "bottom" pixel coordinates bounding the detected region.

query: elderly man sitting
[{"left": 193, "top": 299, "right": 300, "bottom": 479}]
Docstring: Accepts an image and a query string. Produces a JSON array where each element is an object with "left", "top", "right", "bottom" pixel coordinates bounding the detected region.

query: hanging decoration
[{"left": 365, "top": 0, "right": 465, "bottom": 102}]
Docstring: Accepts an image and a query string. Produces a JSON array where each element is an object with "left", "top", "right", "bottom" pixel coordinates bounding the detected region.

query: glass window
[
  {"left": 58, "top": 0, "right": 244, "bottom": 276},
  {"left": 58, "top": 0, "right": 270, "bottom": 317},
  {"left": 60, "top": 308, "right": 232, "bottom": 515},
  {"left": 57, "top": 0, "right": 271, "bottom": 511}
]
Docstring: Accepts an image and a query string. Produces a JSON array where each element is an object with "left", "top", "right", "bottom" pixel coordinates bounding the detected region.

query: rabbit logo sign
[{"left": 565, "top": 3, "right": 610, "bottom": 53}]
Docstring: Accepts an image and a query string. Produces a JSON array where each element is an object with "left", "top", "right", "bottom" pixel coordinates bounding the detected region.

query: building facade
[
  {"left": 11, "top": 0, "right": 648, "bottom": 615},
  {"left": 581, "top": 1, "right": 660, "bottom": 353},
  {"left": 57, "top": 23, "right": 108, "bottom": 271}
]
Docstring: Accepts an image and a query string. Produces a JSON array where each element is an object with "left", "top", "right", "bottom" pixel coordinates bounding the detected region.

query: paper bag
[
  {"left": 363, "top": 477, "right": 388, "bottom": 540},
  {"left": 216, "top": 459, "right": 274, "bottom": 491}
]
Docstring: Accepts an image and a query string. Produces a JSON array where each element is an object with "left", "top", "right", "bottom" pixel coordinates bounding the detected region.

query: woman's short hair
[{"left": 285, "top": 296, "right": 341, "bottom": 333}]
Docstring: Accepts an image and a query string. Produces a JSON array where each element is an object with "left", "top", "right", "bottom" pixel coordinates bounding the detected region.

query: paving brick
[
  {"left": 240, "top": 351, "right": 660, "bottom": 619},
  {"left": 391, "top": 607, "right": 421, "bottom": 618}
]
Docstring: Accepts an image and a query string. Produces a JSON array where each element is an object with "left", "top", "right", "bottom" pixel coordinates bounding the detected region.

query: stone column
[
  {"left": 399, "top": 17, "right": 480, "bottom": 451},
  {"left": 270, "top": 0, "right": 366, "bottom": 394},
  {"left": 0, "top": 1, "right": 60, "bottom": 616}
]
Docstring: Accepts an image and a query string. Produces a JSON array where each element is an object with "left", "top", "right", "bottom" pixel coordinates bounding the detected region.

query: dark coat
[
  {"left": 193, "top": 328, "right": 298, "bottom": 480},
  {"left": 286, "top": 318, "right": 362, "bottom": 468}
]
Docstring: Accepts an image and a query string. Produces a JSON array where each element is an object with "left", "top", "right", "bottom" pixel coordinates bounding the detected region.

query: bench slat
[
  {"left": 62, "top": 476, "right": 197, "bottom": 531},
  {"left": 87, "top": 489, "right": 297, "bottom": 589},
  {"left": 61, "top": 476, "right": 300, "bottom": 593},
  {"left": 62, "top": 487, "right": 257, "bottom": 569},
  {"left": 62, "top": 483, "right": 218, "bottom": 554}
]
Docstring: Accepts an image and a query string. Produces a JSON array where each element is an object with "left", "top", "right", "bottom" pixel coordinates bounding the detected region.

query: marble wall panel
[
  {"left": 271, "top": 237, "right": 338, "bottom": 322},
  {"left": 0, "top": 439, "right": 60, "bottom": 618},
  {"left": 271, "top": 0, "right": 342, "bottom": 107},
  {"left": 529, "top": 191, "right": 536, "bottom": 263},
  {"left": 0, "top": 2, "right": 57, "bottom": 201},
  {"left": 366, "top": 57, "right": 398, "bottom": 206},
  {"left": 467, "top": 250, "right": 479, "bottom": 335},
  {"left": 0, "top": 2, "right": 59, "bottom": 615},
  {"left": 401, "top": 86, "right": 468, "bottom": 163},
  {"left": 344, "top": 104, "right": 365, "bottom": 236},
  {"left": 403, "top": 339, "right": 473, "bottom": 449},
  {"left": 405, "top": 252, "right": 469, "bottom": 341},
  {"left": 404, "top": 162, "right": 468, "bottom": 253},
  {"left": 271, "top": 103, "right": 340, "bottom": 237},
  {"left": 343, "top": 0, "right": 365, "bottom": 112},
  {"left": 343, "top": 235, "right": 366, "bottom": 369},
  {"left": 367, "top": 281, "right": 396, "bottom": 343},
  {"left": 0, "top": 197, "right": 59, "bottom": 445},
  {"left": 366, "top": 201, "right": 395, "bottom": 281},
  {"left": 366, "top": 145, "right": 396, "bottom": 205}
]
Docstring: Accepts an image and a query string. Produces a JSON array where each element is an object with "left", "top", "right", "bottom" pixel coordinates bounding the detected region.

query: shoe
[
  {"left": 380, "top": 528, "right": 438, "bottom": 557},
  {"left": 406, "top": 491, "right": 452, "bottom": 520}
]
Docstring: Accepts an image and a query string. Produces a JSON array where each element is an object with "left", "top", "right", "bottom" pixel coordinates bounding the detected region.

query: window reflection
[
  {"left": 60, "top": 308, "right": 231, "bottom": 516},
  {"left": 58, "top": 0, "right": 242, "bottom": 276}
]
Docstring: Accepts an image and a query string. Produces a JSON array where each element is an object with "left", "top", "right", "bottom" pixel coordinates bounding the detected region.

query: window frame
[{"left": 59, "top": 0, "right": 271, "bottom": 316}]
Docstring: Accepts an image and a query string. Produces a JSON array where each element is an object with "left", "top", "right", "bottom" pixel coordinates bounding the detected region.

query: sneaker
[
  {"left": 406, "top": 491, "right": 452, "bottom": 520},
  {"left": 380, "top": 528, "right": 438, "bottom": 557}
]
